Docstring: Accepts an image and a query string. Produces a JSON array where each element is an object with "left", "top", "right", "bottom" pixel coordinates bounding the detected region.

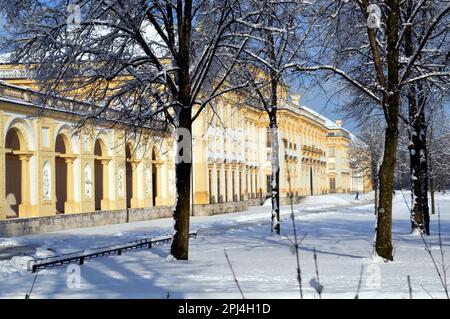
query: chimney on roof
[{"left": 336, "top": 120, "right": 342, "bottom": 127}]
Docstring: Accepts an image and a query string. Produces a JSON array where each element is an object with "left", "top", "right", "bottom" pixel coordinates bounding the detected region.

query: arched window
[
  {"left": 5, "top": 128, "right": 23, "bottom": 217},
  {"left": 55, "top": 134, "right": 69, "bottom": 213}
]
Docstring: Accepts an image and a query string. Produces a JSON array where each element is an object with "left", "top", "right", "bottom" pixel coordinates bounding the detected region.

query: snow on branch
[{"left": 295, "top": 64, "right": 382, "bottom": 103}]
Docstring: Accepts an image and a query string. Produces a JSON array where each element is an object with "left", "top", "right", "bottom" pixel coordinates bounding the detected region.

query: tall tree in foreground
[
  {"left": 0, "top": 0, "right": 258, "bottom": 259},
  {"left": 238, "top": 0, "right": 311, "bottom": 234},
  {"left": 296, "top": 0, "right": 450, "bottom": 260}
]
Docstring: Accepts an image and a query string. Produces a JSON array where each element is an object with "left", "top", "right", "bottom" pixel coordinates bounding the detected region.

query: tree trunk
[
  {"left": 170, "top": 1, "right": 192, "bottom": 260},
  {"left": 404, "top": 4, "right": 430, "bottom": 235},
  {"left": 265, "top": 22, "right": 281, "bottom": 235},
  {"left": 409, "top": 113, "right": 430, "bottom": 234},
  {"left": 373, "top": 172, "right": 379, "bottom": 215},
  {"left": 170, "top": 108, "right": 192, "bottom": 260},
  {"left": 430, "top": 175, "right": 436, "bottom": 215},
  {"left": 270, "top": 117, "right": 280, "bottom": 234},
  {"left": 418, "top": 95, "right": 430, "bottom": 235},
  {"left": 376, "top": 125, "right": 398, "bottom": 261},
  {"left": 375, "top": 0, "right": 400, "bottom": 261}
]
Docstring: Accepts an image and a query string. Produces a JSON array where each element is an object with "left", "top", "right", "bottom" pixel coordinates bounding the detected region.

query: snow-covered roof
[
  {"left": 299, "top": 104, "right": 330, "bottom": 124},
  {"left": 0, "top": 52, "right": 12, "bottom": 64},
  {"left": 302, "top": 106, "right": 351, "bottom": 135},
  {"left": 295, "top": 103, "right": 352, "bottom": 135}
]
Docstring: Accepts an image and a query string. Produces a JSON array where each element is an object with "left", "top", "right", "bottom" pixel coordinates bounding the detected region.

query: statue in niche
[
  {"left": 42, "top": 162, "right": 51, "bottom": 200},
  {"left": 118, "top": 167, "right": 124, "bottom": 197},
  {"left": 145, "top": 168, "right": 151, "bottom": 195},
  {"left": 84, "top": 164, "right": 92, "bottom": 198}
]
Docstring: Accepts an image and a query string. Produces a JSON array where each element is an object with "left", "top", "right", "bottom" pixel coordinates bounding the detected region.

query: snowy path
[
  {"left": 0, "top": 194, "right": 373, "bottom": 260},
  {"left": 198, "top": 199, "right": 373, "bottom": 236},
  {"left": 0, "top": 192, "right": 449, "bottom": 299}
]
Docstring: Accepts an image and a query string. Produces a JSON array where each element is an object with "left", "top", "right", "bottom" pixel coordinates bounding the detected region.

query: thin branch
[{"left": 295, "top": 65, "right": 382, "bottom": 103}]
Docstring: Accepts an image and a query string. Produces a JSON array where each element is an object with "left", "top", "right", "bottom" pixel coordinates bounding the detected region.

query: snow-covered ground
[{"left": 0, "top": 192, "right": 449, "bottom": 299}]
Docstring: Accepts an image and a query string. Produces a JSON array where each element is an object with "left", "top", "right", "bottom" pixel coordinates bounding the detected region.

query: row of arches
[
  {"left": 5, "top": 127, "right": 23, "bottom": 215},
  {"left": 4, "top": 126, "right": 159, "bottom": 218}
]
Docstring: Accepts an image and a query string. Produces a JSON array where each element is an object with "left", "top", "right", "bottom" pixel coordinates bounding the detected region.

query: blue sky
[
  {"left": 0, "top": 13, "right": 7, "bottom": 54},
  {"left": 295, "top": 76, "right": 449, "bottom": 135},
  {"left": 291, "top": 75, "right": 359, "bottom": 133}
]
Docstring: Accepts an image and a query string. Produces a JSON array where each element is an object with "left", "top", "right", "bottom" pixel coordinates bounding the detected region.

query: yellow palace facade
[{"left": 0, "top": 65, "right": 370, "bottom": 225}]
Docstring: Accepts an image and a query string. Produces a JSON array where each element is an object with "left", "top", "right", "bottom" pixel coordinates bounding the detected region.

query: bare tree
[
  {"left": 348, "top": 118, "right": 385, "bottom": 213},
  {"left": 428, "top": 109, "right": 450, "bottom": 214},
  {"left": 398, "top": 2, "right": 450, "bottom": 235},
  {"left": 236, "top": 0, "right": 313, "bottom": 234},
  {"left": 0, "top": 0, "right": 260, "bottom": 260},
  {"left": 296, "top": 0, "right": 450, "bottom": 260}
]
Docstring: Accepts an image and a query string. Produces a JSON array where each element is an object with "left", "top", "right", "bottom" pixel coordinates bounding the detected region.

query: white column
[
  {"left": 220, "top": 165, "right": 225, "bottom": 203},
  {"left": 211, "top": 164, "right": 218, "bottom": 203},
  {"left": 228, "top": 168, "right": 233, "bottom": 201},
  {"left": 235, "top": 168, "right": 240, "bottom": 201}
]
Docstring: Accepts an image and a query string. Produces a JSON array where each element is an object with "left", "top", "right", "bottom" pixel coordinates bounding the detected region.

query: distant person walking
[{"left": 355, "top": 191, "right": 359, "bottom": 200}]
